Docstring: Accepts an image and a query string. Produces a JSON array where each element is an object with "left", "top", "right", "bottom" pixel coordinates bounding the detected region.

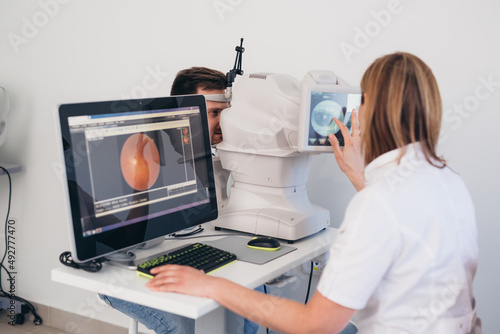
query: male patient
[
  {"left": 170, "top": 67, "right": 228, "bottom": 145},
  {"left": 99, "top": 67, "right": 262, "bottom": 334}
]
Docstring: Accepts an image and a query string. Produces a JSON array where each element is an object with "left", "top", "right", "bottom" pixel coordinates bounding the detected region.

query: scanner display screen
[{"left": 307, "top": 91, "right": 361, "bottom": 147}]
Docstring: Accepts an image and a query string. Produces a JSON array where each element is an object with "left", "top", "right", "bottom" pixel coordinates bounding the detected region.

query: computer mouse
[{"left": 247, "top": 237, "right": 281, "bottom": 251}]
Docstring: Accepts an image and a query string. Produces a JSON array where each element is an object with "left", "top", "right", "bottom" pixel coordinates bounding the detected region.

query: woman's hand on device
[{"left": 329, "top": 110, "right": 366, "bottom": 191}]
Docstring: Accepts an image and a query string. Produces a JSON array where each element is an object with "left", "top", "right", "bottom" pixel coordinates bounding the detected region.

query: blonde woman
[{"left": 146, "top": 53, "right": 480, "bottom": 334}]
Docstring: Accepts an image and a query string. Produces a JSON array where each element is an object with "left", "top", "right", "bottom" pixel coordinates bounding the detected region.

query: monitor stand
[
  {"left": 104, "top": 236, "right": 167, "bottom": 270},
  {"left": 102, "top": 225, "right": 205, "bottom": 270}
]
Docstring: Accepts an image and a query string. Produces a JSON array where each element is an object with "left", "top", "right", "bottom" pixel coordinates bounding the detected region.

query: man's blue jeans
[
  {"left": 98, "top": 285, "right": 264, "bottom": 334},
  {"left": 99, "top": 294, "right": 194, "bottom": 334}
]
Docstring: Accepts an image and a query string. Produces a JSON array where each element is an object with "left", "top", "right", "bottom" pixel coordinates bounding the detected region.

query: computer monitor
[{"left": 57, "top": 95, "right": 218, "bottom": 263}]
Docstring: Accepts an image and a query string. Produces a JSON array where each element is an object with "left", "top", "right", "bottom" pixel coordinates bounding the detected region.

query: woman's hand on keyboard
[{"left": 146, "top": 264, "right": 216, "bottom": 298}]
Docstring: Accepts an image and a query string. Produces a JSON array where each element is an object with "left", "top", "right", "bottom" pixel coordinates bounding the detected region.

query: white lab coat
[{"left": 317, "top": 144, "right": 480, "bottom": 334}]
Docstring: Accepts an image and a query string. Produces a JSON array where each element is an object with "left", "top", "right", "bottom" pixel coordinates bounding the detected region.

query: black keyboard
[{"left": 136, "top": 243, "right": 237, "bottom": 279}]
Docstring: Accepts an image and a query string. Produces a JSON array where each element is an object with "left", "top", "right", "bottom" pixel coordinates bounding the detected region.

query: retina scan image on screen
[
  {"left": 298, "top": 82, "right": 362, "bottom": 153},
  {"left": 76, "top": 115, "right": 200, "bottom": 236},
  {"left": 308, "top": 91, "right": 361, "bottom": 147}
]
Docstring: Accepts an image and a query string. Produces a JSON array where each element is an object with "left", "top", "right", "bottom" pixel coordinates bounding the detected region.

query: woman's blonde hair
[{"left": 360, "top": 52, "right": 446, "bottom": 167}]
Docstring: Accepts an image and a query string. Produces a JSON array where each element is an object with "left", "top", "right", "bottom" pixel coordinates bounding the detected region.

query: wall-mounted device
[{"left": 0, "top": 86, "right": 10, "bottom": 147}]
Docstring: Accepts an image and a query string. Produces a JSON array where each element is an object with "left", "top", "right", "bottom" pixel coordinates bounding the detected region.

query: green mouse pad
[{"left": 204, "top": 236, "right": 297, "bottom": 265}]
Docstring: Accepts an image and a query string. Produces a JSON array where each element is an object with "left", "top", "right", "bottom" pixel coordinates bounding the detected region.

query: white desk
[{"left": 51, "top": 226, "right": 337, "bottom": 333}]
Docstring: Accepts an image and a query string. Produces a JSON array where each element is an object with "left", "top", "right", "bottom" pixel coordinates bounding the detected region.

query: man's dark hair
[{"left": 170, "top": 67, "right": 226, "bottom": 95}]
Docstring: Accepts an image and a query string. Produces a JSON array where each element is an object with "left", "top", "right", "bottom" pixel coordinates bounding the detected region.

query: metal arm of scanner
[{"left": 204, "top": 38, "right": 245, "bottom": 103}]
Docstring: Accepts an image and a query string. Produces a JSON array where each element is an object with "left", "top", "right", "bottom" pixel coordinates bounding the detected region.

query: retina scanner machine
[{"left": 211, "top": 62, "right": 362, "bottom": 242}]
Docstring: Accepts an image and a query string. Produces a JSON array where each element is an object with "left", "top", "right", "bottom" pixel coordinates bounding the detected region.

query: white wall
[{"left": 0, "top": 0, "right": 499, "bottom": 332}]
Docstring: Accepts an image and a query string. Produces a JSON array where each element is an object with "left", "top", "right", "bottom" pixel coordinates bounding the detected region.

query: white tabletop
[{"left": 51, "top": 226, "right": 338, "bottom": 319}]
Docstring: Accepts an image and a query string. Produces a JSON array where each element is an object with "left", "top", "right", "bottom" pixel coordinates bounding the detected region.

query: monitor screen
[
  {"left": 58, "top": 95, "right": 218, "bottom": 263},
  {"left": 298, "top": 84, "right": 361, "bottom": 152},
  {"left": 307, "top": 90, "right": 361, "bottom": 146}
]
